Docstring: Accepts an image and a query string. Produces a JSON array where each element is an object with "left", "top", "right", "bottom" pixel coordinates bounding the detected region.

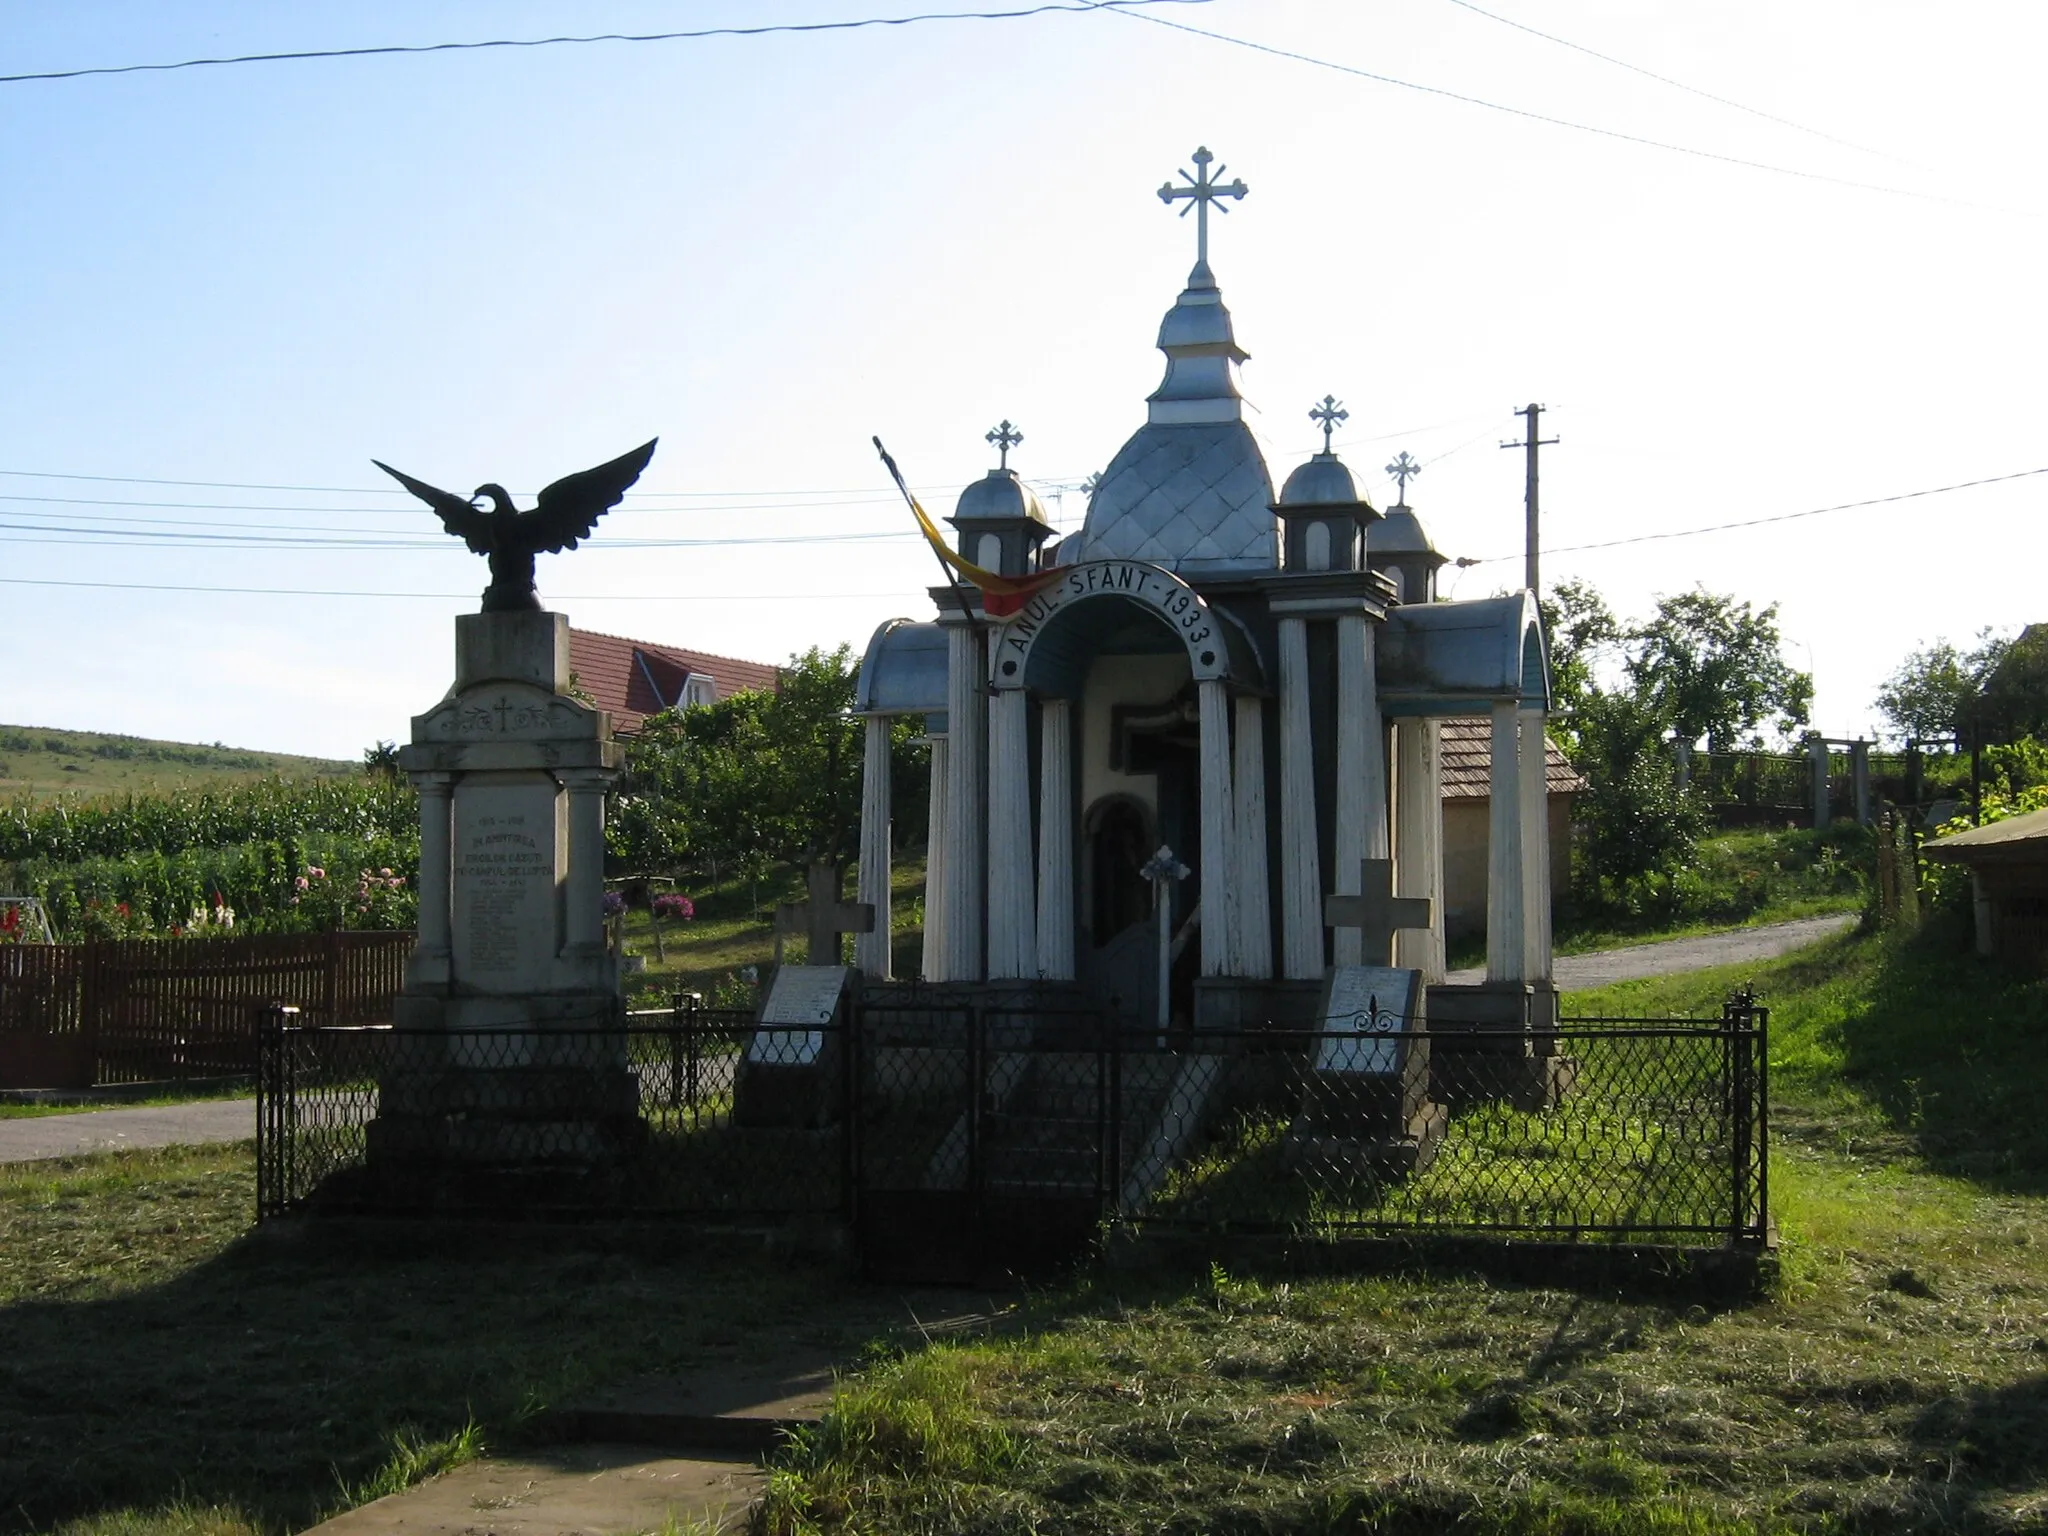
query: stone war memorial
[{"left": 367, "top": 441, "right": 656, "bottom": 1186}]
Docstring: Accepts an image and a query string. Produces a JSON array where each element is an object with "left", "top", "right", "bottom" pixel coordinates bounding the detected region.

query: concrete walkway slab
[
  {"left": 1446, "top": 913, "right": 1857, "bottom": 992},
  {"left": 299, "top": 1442, "right": 761, "bottom": 1535},
  {"left": 0, "top": 1097, "right": 254, "bottom": 1163},
  {"left": 554, "top": 1355, "right": 837, "bottom": 1454}
]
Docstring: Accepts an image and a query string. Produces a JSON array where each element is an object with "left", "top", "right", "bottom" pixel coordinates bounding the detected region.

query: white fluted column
[
  {"left": 856, "top": 716, "right": 893, "bottom": 979},
  {"left": 1333, "top": 614, "right": 1390, "bottom": 967},
  {"left": 921, "top": 734, "right": 949, "bottom": 980},
  {"left": 1519, "top": 706, "right": 1552, "bottom": 982},
  {"left": 1035, "top": 697, "right": 1075, "bottom": 980},
  {"left": 944, "top": 623, "right": 985, "bottom": 980},
  {"left": 1486, "top": 702, "right": 1526, "bottom": 982},
  {"left": 1277, "top": 617, "right": 1323, "bottom": 980},
  {"left": 1197, "top": 678, "right": 1237, "bottom": 977},
  {"left": 408, "top": 771, "right": 455, "bottom": 987},
  {"left": 557, "top": 769, "right": 609, "bottom": 956},
  {"left": 1232, "top": 694, "right": 1272, "bottom": 979},
  {"left": 986, "top": 687, "right": 1035, "bottom": 978},
  {"left": 1393, "top": 720, "right": 1446, "bottom": 984}
]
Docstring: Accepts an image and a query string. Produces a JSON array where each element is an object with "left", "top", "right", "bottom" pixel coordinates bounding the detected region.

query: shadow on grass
[
  {"left": 1829, "top": 918, "right": 2048, "bottom": 1193},
  {"left": 1908, "top": 1373, "right": 2048, "bottom": 1518},
  {"left": 0, "top": 1220, "right": 903, "bottom": 1535}
]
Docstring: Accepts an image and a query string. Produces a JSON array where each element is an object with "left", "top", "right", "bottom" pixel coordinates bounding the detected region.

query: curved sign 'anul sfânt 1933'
[{"left": 988, "top": 559, "right": 1230, "bottom": 688}]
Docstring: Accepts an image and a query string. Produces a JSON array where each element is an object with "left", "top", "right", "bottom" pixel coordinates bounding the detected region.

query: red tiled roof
[
  {"left": 567, "top": 628, "right": 779, "bottom": 732},
  {"left": 1439, "top": 716, "right": 1588, "bottom": 800}
]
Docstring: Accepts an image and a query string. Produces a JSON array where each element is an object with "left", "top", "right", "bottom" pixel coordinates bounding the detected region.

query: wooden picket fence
[{"left": 0, "top": 931, "right": 413, "bottom": 1087}]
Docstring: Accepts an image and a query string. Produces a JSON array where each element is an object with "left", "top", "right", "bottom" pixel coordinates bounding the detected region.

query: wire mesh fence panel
[
  {"left": 257, "top": 994, "right": 1768, "bottom": 1251},
  {"left": 257, "top": 1009, "right": 847, "bottom": 1218},
  {"left": 1120, "top": 1009, "right": 1767, "bottom": 1243}
]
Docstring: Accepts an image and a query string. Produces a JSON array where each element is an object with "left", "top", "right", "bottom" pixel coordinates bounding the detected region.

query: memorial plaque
[
  {"left": 451, "top": 775, "right": 562, "bottom": 991},
  {"left": 750, "top": 964, "right": 849, "bottom": 1067},
  {"left": 1317, "top": 965, "right": 1423, "bottom": 1075}
]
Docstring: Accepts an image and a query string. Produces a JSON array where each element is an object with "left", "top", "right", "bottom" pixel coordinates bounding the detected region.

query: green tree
[
  {"left": 1874, "top": 629, "right": 2011, "bottom": 743},
  {"left": 1539, "top": 577, "right": 1620, "bottom": 748},
  {"left": 1623, "top": 589, "right": 1812, "bottom": 752},
  {"left": 605, "top": 645, "right": 930, "bottom": 893},
  {"left": 1980, "top": 624, "right": 2048, "bottom": 742}
]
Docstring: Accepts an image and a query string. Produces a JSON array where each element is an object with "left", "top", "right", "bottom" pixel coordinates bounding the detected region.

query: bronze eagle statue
[{"left": 374, "top": 439, "right": 657, "bottom": 613}]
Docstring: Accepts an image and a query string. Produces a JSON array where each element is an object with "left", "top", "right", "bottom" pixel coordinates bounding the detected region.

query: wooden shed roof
[{"left": 1439, "top": 716, "right": 1588, "bottom": 801}]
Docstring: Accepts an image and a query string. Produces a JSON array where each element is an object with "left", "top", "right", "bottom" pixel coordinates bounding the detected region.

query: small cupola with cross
[
  {"left": 947, "top": 420, "right": 1053, "bottom": 578},
  {"left": 1366, "top": 450, "right": 1448, "bottom": 603},
  {"left": 1275, "top": 396, "right": 1380, "bottom": 573}
]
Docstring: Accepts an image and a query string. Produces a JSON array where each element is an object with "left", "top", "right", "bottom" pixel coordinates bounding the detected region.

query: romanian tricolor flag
[{"left": 875, "top": 437, "right": 1062, "bottom": 619}]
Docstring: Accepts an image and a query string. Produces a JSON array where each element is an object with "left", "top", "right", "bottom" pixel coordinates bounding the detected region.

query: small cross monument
[
  {"left": 1311, "top": 396, "right": 1348, "bottom": 453},
  {"left": 774, "top": 860, "right": 875, "bottom": 968},
  {"left": 1325, "top": 858, "right": 1433, "bottom": 969},
  {"left": 985, "top": 420, "right": 1023, "bottom": 470},
  {"left": 1157, "top": 146, "right": 1248, "bottom": 268}
]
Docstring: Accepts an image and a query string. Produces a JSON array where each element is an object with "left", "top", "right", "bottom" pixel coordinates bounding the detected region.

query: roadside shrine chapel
[{"left": 851, "top": 149, "right": 1556, "bottom": 1030}]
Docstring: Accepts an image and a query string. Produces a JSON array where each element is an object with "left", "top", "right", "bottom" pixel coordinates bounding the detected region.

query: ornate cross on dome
[
  {"left": 1309, "top": 395, "right": 1348, "bottom": 453},
  {"left": 1157, "top": 146, "right": 1248, "bottom": 268},
  {"left": 985, "top": 419, "right": 1023, "bottom": 469},
  {"left": 1385, "top": 450, "right": 1421, "bottom": 505}
]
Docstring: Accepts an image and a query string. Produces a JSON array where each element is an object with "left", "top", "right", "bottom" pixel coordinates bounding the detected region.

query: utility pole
[{"left": 1500, "top": 403, "right": 1558, "bottom": 598}]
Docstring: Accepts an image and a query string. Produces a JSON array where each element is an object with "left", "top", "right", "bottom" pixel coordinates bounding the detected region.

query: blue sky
[{"left": 3, "top": 1, "right": 2042, "bottom": 758}]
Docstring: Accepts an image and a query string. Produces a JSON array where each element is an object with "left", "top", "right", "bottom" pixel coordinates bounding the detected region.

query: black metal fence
[{"left": 256, "top": 993, "right": 1768, "bottom": 1258}]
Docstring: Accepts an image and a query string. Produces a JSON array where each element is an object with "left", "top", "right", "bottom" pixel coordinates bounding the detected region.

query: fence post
[
  {"left": 1807, "top": 735, "right": 1830, "bottom": 830},
  {"left": 841, "top": 988, "right": 859, "bottom": 1227},
  {"left": 1725, "top": 990, "right": 1755, "bottom": 1244},
  {"left": 1851, "top": 740, "right": 1871, "bottom": 826},
  {"left": 967, "top": 1003, "right": 984, "bottom": 1275},
  {"left": 1107, "top": 1016, "right": 1124, "bottom": 1218},
  {"left": 1755, "top": 1002, "right": 1770, "bottom": 1243}
]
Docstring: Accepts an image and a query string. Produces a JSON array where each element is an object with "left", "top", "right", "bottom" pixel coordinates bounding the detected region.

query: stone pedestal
[
  {"left": 1424, "top": 981, "right": 1576, "bottom": 1111},
  {"left": 1288, "top": 966, "right": 1445, "bottom": 1176},
  {"left": 371, "top": 610, "right": 636, "bottom": 1176}
]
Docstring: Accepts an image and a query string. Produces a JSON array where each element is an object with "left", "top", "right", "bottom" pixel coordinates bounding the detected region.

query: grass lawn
[
  {"left": 0, "top": 1145, "right": 968, "bottom": 1535},
  {"left": 7, "top": 916, "right": 2045, "bottom": 1534},
  {"left": 755, "top": 920, "right": 2048, "bottom": 1535},
  {"left": 0, "top": 724, "right": 353, "bottom": 802}
]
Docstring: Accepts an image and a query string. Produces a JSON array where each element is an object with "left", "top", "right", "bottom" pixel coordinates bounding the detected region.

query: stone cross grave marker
[
  {"left": 1324, "top": 857, "right": 1432, "bottom": 969},
  {"left": 774, "top": 860, "right": 875, "bottom": 969}
]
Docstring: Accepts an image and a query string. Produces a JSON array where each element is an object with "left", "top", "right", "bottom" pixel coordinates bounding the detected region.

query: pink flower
[
  {"left": 307, "top": 866, "right": 326, "bottom": 880},
  {"left": 294, "top": 876, "right": 309, "bottom": 891}
]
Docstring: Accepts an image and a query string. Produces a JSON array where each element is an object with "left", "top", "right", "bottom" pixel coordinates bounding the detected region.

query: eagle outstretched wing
[
  {"left": 529, "top": 439, "right": 658, "bottom": 553},
  {"left": 372, "top": 460, "right": 495, "bottom": 552}
]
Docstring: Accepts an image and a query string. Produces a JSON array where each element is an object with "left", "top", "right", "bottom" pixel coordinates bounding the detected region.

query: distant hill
[{"left": 0, "top": 724, "right": 357, "bottom": 801}]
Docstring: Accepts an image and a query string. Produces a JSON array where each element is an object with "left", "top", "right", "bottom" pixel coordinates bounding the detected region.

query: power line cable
[
  {"left": 0, "top": 0, "right": 1204, "bottom": 85},
  {"left": 1456, "top": 466, "right": 2048, "bottom": 564},
  {"left": 1113, "top": 7, "right": 2001, "bottom": 211},
  {"left": 0, "top": 576, "right": 914, "bottom": 602},
  {"left": 1440, "top": 0, "right": 1920, "bottom": 168}
]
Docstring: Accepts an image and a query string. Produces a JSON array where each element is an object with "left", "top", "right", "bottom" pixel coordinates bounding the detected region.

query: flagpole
[{"left": 874, "top": 436, "right": 982, "bottom": 632}]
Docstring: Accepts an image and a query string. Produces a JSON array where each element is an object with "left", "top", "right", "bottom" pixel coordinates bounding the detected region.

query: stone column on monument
[
  {"left": 1035, "top": 697, "right": 1075, "bottom": 981},
  {"left": 1333, "top": 614, "right": 1390, "bottom": 967},
  {"left": 1518, "top": 706, "right": 1552, "bottom": 981},
  {"left": 408, "top": 770, "right": 456, "bottom": 988},
  {"left": 1392, "top": 721, "right": 1446, "bottom": 983},
  {"left": 922, "top": 733, "right": 950, "bottom": 981},
  {"left": 1486, "top": 702, "right": 1527, "bottom": 983},
  {"left": 1277, "top": 616, "right": 1323, "bottom": 980},
  {"left": 557, "top": 768, "right": 610, "bottom": 960},
  {"left": 944, "top": 620, "right": 985, "bottom": 981},
  {"left": 1197, "top": 678, "right": 1237, "bottom": 977},
  {"left": 857, "top": 715, "right": 893, "bottom": 980},
  {"left": 1232, "top": 693, "right": 1272, "bottom": 979},
  {"left": 986, "top": 686, "right": 1036, "bottom": 979}
]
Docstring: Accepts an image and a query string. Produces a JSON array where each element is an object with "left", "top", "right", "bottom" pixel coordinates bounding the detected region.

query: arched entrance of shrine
[{"left": 988, "top": 559, "right": 1266, "bottom": 1014}]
